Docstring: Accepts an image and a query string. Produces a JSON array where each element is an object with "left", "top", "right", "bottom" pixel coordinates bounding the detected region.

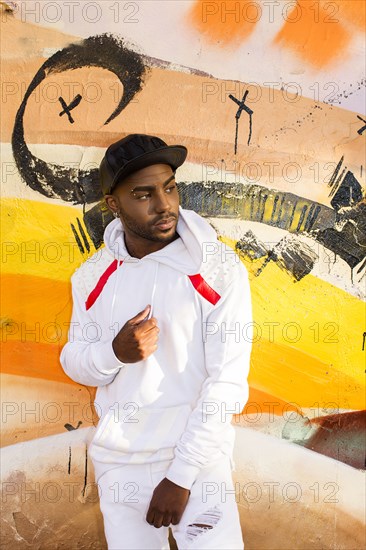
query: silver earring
[{"left": 113, "top": 211, "right": 119, "bottom": 218}]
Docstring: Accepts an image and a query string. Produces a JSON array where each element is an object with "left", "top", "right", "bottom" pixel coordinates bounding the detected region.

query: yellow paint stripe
[
  {"left": 1, "top": 274, "right": 72, "bottom": 329},
  {"left": 1, "top": 198, "right": 96, "bottom": 282},
  {"left": 249, "top": 340, "right": 364, "bottom": 410}
]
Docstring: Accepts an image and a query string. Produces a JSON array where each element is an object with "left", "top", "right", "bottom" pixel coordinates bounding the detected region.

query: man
[{"left": 60, "top": 134, "right": 253, "bottom": 550}]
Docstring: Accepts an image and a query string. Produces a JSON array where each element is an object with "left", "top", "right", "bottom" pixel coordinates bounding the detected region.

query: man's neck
[{"left": 124, "top": 232, "right": 180, "bottom": 259}]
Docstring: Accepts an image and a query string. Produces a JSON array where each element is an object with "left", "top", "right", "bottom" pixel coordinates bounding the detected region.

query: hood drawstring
[
  {"left": 110, "top": 259, "right": 122, "bottom": 329},
  {"left": 147, "top": 262, "right": 159, "bottom": 320},
  {"left": 110, "top": 259, "right": 159, "bottom": 327}
]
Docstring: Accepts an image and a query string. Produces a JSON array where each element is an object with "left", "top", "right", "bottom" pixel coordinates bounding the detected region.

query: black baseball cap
[{"left": 99, "top": 134, "right": 188, "bottom": 195}]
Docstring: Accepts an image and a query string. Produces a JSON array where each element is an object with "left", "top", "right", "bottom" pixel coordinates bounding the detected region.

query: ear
[{"left": 104, "top": 194, "right": 119, "bottom": 214}]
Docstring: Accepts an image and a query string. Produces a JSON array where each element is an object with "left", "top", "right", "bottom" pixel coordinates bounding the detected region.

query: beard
[{"left": 118, "top": 205, "right": 178, "bottom": 243}]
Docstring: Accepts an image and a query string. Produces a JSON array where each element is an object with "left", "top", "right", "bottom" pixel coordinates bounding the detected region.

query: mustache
[{"left": 152, "top": 214, "right": 177, "bottom": 224}]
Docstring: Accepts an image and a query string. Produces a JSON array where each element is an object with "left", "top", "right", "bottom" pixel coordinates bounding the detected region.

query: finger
[
  {"left": 131, "top": 330, "right": 159, "bottom": 353},
  {"left": 153, "top": 512, "right": 164, "bottom": 529},
  {"left": 128, "top": 305, "right": 151, "bottom": 325},
  {"left": 141, "top": 329, "right": 159, "bottom": 345},
  {"left": 146, "top": 507, "right": 155, "bottom": 525},
  {"left": 142, "top": 316, "right": 159, "bottom": 331},
  {"left": 143, "top": 343, "right": 159, "bottom": 359},
  {"left": 135, "top": 318, "right": 159, "bottom": 335},
  {"left": 171, "top": 514, "right": 180, "bottom": 526},
  {"left": 162, "top": 514, "right": 172, "bottom": 528},
  {"left": 140, "top": 331, "right": 159, "bottom": 348}
]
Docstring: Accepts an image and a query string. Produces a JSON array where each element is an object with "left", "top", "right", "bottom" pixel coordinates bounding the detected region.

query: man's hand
[
  {"left": 112, "top": 305, "right": 159, "bottom": 363},
  {"left": 146, "top": 478, "right": 190, "bottom": 528}
]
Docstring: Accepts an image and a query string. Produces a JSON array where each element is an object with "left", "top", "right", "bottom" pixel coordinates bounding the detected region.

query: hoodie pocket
[{"left": 90, "top": 403, "right": 192, "bottom": 454}]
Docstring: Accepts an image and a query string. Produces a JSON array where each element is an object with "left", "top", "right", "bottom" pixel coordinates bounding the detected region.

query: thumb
[{"left": 129, "top": 305, "right": 151, "bottom": 325}]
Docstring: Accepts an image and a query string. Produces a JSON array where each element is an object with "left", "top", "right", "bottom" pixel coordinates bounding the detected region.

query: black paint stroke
[
  {"left": 12, "top": 34, "right": 148, "bottom": 204},
  {"left": 229, "top": 90, "right": 253, "bottom": 152},
  {"left": 178, "top": 181, "right": 365, "bottom": 271},
  {"left": 357, "top": 115, "right": 366, "bottom": 135},
  {"left": 330, "top": 168, "right": 347, "bottom": 199},
  {"left": 302, "top": 410, "right": 366, "bottom": 470},
  {"left": 58, "top": 94, "right": 82, "bottom": 124},
  {"left": 275, "top": 235, "right": 319, "bottom": 281},
  {"left": 76, "top": 218, "right": 91, "bottom": 253},
  {"left": 236, "top": 231, "right": 318, "bottom": 281},
  {"left": 235, "top": 230, "right": 267, "bottom": 261},
  {"left": 79, "top": 179, "right": 364, "bottom": 273},
  {"left": 331, "top": 171, "right": 363, "bottom": 211},
  {"left": 83, "top": 200, "right": 114, "bottom": 249},
  {"left": 296, "top": 205, "right": 308, "bottom": 232},
  {"left": 68, "top": 446, "right": 71, "bottom": 474},
  {"left": 70, "top": 223, "right": 85, "bottom": 254},
  {"left": 357, "top": 256, "right": 366, "bottom": 275},
  {"left": 64, "top": 421, "right": 82, "bottom": 431},
  {"left": 328, "top": 156, "right": 363, "bottom": 210},
  {"left": 304, "top": 204, "right": 322, "bottom": 232},
  {"left": 270, "top": 194, "right": 279, "bottom": 223},
  {"left": 82, "top": 446, "right": 88, "bottom": 497},
  {"left": 3, "top": 3, "right": 14, "bottom": 14},
  {"left": 328, "top": 155, "right": 344, "bottom": 190},
  {"left": 177, "top": 181, "right": 326, "bottom": 232},
  {"left": 315, "top": 201, "right": 366, "bottom": 270}
]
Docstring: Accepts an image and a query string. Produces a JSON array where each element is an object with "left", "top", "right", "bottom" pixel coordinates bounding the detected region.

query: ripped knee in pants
[{"left": 185, "top": 505, "right": 222, "bottom": 542}]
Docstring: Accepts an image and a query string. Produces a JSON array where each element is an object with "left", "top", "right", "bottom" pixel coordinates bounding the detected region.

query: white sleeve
[
  {"left": 165, "top": 261, "right": 252, "bottom": 490},
  {"left": 60, "top": 275, "right": 126, "bottom": 387}
]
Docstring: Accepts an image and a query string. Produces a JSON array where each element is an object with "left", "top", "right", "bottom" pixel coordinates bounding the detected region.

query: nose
[{"left": 153, "top": 189, "right": 170, "bottom": 213}]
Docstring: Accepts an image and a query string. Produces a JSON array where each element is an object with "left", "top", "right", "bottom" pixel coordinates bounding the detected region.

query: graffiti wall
[{"left": 1, "top": 1, "right": 365, "bottom": 547}]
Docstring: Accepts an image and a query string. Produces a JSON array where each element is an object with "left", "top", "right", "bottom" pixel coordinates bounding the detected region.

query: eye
[
  {"left": 135, "top": 193, "right": 150, "bottom": 200},
  {"left": 166, "top": 184, "right": 176, "bottom": 193}
]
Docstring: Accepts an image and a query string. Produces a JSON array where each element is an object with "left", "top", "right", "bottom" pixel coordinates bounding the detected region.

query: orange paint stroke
[
  {"left": 188, "top": 0, "right": 259, "bottom": 46},
  {"left": 274, "top": 0, "right": 350, "bottom": 68},
  {"left": 1, "top": 271, "right": 364, "bottom": 408},
  {"left": 241, "top": 387, "right": 301, "bottom": 417},
  {"left": 1, "top": 334, "right": 362, "bottom": 409},
  {"left": 1, "top": 340, "right": 73, "bottom": 384},
  {"left": 1, "top": 373, "right": 94, "bottom": 448},
  {"left": 337, "top": 0, "right": 366, "bottom": 31},
  {"left": 1, "top": 274, "right": 73, "bottom": 383}
]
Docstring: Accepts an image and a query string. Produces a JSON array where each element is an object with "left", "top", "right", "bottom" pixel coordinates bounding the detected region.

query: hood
[{"left": 103, "top": 206, "right": 219, "bottom": 275}]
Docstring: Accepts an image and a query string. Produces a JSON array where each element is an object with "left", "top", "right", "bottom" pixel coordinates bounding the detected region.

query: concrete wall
[{"left": 1, "top": 1, "right": 365, "bottom": 548}]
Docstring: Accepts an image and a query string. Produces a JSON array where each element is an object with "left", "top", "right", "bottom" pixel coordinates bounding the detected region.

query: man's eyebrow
[{"left": 129, "top": 174, "right": 176, "bottom": 194}]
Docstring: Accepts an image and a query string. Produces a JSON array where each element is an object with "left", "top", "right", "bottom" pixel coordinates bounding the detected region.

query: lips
[{"left": 154, "top": 217, "right": 176, "bottom": 230}]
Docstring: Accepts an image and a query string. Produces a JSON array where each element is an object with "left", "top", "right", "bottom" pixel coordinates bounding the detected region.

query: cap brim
[{"left": 110, "top": 145, "right": 187, "bottom": 193}]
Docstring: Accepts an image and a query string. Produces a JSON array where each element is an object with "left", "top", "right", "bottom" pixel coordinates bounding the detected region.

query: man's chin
[{"left": 151, "top": 224, "right": 178, "bottom": 242}]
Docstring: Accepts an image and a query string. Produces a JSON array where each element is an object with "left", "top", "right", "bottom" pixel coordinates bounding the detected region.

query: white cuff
[
  {"left": 165, "top": 456, "right": 201, "bottom": 491},
  {"left": 90, "top": 340, "right": 126, "bottom": 375}
]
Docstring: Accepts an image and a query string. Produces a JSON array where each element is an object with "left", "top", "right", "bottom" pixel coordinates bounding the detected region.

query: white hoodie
[{"left": 60, "top": 206, "right": 252, "bottom": 490}]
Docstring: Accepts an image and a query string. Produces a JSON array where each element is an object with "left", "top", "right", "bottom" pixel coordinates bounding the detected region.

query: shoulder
[
  {"left": 200, "top": 239, "right": 248, "bottom": 300},
  {"left": 71, "top": 247, "right": 115, "bottom": 301}
]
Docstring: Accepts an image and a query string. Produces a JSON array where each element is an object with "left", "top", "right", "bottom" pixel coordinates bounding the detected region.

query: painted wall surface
[{"left": 1, "top": 1, "right": 365, "bottom": 548}]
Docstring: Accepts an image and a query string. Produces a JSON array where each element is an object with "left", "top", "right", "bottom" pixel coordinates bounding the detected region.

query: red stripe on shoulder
[
  {"left": 188, "top": 274, "right": 221, "bottom": 305},
  {"left": 85, "top": 260, "right": 123, "bottom": 311}
]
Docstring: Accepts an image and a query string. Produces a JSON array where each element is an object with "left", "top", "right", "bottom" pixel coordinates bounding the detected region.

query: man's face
[{"left": 105, "top": 163, "right": 180, "bottom": 244}]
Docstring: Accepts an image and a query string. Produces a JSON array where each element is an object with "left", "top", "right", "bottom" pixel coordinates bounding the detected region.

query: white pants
[{"left": 93, "top": 455, "right": 244, "bottom": 550}]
